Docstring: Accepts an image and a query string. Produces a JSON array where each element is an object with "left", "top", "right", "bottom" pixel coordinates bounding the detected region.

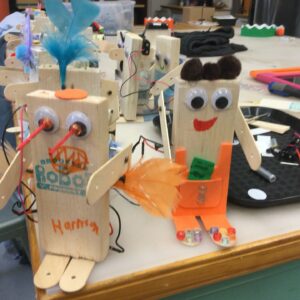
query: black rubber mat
[{"left": 229, "top": 106, "right": 300, "bottom": 208}]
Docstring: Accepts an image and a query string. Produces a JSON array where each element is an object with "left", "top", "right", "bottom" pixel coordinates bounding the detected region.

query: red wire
[
  {"left": 49, "top": 128, "right": 75, "bottom": 155},
  {"left": 17, "top": 121, "right": 46, "bottom": 151},
  {"left": 143, "top": 138, "right": 164, "bottom": 153},
  {"left": 109, "top": 223, "right": 114, "bottom": 236}
]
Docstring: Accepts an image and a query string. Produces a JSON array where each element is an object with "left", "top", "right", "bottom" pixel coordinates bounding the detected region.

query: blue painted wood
[{"left": 164, "top": 260, "right": 300, "bottom": 300}]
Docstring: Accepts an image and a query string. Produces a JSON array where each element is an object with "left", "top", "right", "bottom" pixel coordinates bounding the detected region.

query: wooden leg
[
  {"left": 34, "top": 254, "right": 71, "bottom": 289},
  {"left": 59, "top": 258, "right": 95, "bottom": 293}
]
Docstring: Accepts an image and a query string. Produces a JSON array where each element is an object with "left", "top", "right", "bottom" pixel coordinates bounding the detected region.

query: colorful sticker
[{"left": 35, "top": 146, "right": 91, "bottom": 196}]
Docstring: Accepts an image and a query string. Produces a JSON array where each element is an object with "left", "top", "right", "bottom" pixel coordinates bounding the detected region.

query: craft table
[{"left": 24, "top": 27, "right": 300, "bottom": 300}]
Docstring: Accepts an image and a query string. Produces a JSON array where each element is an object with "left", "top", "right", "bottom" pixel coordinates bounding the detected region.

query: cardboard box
[{"left": 182, "top": 6, "right": 215, "bottom": 22}]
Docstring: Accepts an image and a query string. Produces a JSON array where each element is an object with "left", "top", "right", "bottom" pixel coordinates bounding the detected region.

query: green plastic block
[{"left": 188, "top": 156, "right": 215, "bottom": 180}]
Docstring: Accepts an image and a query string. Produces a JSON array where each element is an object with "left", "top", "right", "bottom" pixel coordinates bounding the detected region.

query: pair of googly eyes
[
  {"left": 185, "top": 88, "right": 233, "bottom": 111},
  {"left": 34, "top": 107, "right": 91, "bottom": 138},
  {"left": 155, "top": 53, "right": 170, "bottom": 66}
]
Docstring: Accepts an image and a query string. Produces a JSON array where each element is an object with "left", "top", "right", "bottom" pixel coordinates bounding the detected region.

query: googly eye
[
  {"left": 66, "top": 112, "right": 91, "bottom": 138},
  {"left": 155, "top": 53, "right": 161, "bottom": 61},
  {"left": 163, "top": 57, "right": 170, "bottom": 66},
  {"left": 211, "top": 88, "right": 232, "bottom": 111},
  {"left": 34, "top": 106, "right": 59, "bottom": 133},
  {"left": 185, "top": 88, "right": 208, "bottom": 111}
]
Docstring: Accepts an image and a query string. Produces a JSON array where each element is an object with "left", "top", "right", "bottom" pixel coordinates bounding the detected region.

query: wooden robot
[
  {"left": 153, "top": 35, "right": 180, "bottom": 109},
  {"left": 152, "top": 56, "right": 261, "bottom": 248},
  {"left": 0, "top": 87, "right": 131, "bottom": 292},
  {"left": 110, "top": 31, "right": 155, "bottom": 120}
]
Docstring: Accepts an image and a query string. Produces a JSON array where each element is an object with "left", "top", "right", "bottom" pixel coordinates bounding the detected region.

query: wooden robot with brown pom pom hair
[{"left": 151, "top": 56, "right": 262, "bottom": 248}]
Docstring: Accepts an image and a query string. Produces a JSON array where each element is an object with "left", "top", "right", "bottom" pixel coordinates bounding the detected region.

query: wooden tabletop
[{"left": 26, "top": 27, "right": 300, "bottom": 300}]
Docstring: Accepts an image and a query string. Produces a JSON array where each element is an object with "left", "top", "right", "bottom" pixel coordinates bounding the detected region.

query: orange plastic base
[{"left": 172, "top": 143, "right": 236, "bottom": 247}]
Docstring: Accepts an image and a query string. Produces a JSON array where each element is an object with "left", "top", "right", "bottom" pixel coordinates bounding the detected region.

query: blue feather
[
  {"left": 44, "top": 0, "right": 71, "bottom": 32},
  {"left": 67, "top": 0, "right": 100, "bottom": 37},
  {"left": 43, "top": 0, "right": 100, "bottom": 89}
]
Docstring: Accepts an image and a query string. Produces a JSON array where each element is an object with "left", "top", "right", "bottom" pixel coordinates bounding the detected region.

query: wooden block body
[
  {"left": 155, "top": 35, "right": 181, "bottom": 74},
  {"left": 173, "top": 79, "right": 240, "bottom": 167},
  {"left": 120, "top": 32, "right": 143, "bottom": 120},
  {"left": 26, "top": 90, "right": 109, "bottom": 261}
]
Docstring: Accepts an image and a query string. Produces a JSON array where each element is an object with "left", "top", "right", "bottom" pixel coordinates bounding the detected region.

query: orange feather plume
[{"left": 114, "top": 158, "right": 187, "bottom": 217}]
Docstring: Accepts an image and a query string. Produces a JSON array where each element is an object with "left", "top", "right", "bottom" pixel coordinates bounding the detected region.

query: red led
[
  {"left": 228, "top": 227, "right": 236, "bottom": 235},
  {"left": 213, "top": 232, "right": 222, "bottom": 241},
  {"left": 176, "top": 231, "right": 185, "bottom": 241}
]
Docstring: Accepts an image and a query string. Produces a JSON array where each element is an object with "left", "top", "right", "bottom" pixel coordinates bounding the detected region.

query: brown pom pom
[
  {"left": 180, "top": 58, "right": 203, "bottom": 81},
  {"left": 203, "top": 63, "right": 221, "bottom": 80},
  {"left": 218, "top": 56, "right": 241, "bottom": 79}
]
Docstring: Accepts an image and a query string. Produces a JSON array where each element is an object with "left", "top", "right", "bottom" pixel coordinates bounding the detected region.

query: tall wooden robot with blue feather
[
  {"left": 0, "top": 0, "right": 125, "bottom": 292},
  {"left": 0, "top": 0, "right": 186, "bottom": 292}
]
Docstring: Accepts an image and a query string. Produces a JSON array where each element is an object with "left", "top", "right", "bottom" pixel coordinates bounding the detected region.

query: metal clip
[{"left": 198, "top": 185, "right": 207, "bottom": 203}]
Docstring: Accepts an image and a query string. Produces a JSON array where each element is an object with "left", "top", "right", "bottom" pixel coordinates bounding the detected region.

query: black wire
[
  {"left": 1, "top": 105, "right": 23, "bottom": 165},
  {"left": 119, "top": 49, "right": 175, "bottom": 99},
  {"left": 109, "top": 205, "right": 125, "bottom": 253},
  {"left": 119, "top": 50, "right": 151, "bottom": 98},
  {"left": 132, "top": 135, "right": 163, "bottom": 154},
  {"left": 112, "top": 188, "right": 140, "bottom": 206},
  {"left": 1, "top": 105, "right": 38, "bottom": 222}
]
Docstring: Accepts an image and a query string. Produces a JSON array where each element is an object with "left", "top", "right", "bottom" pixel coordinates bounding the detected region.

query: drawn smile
[{"left": 193, "top": 117, "right": 217, "bottom": 131}]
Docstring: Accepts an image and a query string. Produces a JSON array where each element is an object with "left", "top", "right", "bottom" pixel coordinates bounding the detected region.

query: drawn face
[
  {"left": 177, "top": 80, "right": 239, "bottom": 133},
  {"left": 173, "top": 79, "right": 240, "bottom": 165}
]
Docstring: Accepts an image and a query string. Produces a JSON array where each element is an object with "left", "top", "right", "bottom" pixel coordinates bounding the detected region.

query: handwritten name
[{"left": 51, "top": 218, "right": 100, "bottom": 236}]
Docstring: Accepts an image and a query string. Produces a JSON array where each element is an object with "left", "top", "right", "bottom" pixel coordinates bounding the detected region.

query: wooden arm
[
  {"left": 86, "top": 145, "right": 132, "bottom": 205},
  {"left": 4, "top": 81, "right": 39, "bottom": 102},
  {"left": 158, "top": 92, "right": 171, "bottom": 159},
  {"left": 150, "top": 64, "right": 183, "bottom": 96},
  {"left": 0, "top": 146, "right": 31, "bottom": 209},
  {"left": 234, "top": 107, "right": 262, "bottom": 171}
]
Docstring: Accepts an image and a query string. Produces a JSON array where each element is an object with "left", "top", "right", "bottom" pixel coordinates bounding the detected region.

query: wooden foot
[
  {"left": 34, "top": 254, "right": 71, "bottom": 289},
  {"left": 201, "top": 214, "right": 237, "bottom": 248},
  {"left": 59, "top": 258, "right": 95, "bottom": 293},
  {"left": 173, "top": 215, "right": 202, "bottom": 246}
]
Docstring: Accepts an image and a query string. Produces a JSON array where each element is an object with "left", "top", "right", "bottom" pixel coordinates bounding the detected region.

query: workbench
[{"left": 25, "top": 27, "right": 300, "bottom": 300}]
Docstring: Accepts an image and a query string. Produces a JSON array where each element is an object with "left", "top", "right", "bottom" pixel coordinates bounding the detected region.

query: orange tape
[{"left": 55, "top": 89, "right": 88, "bottom": 100}]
